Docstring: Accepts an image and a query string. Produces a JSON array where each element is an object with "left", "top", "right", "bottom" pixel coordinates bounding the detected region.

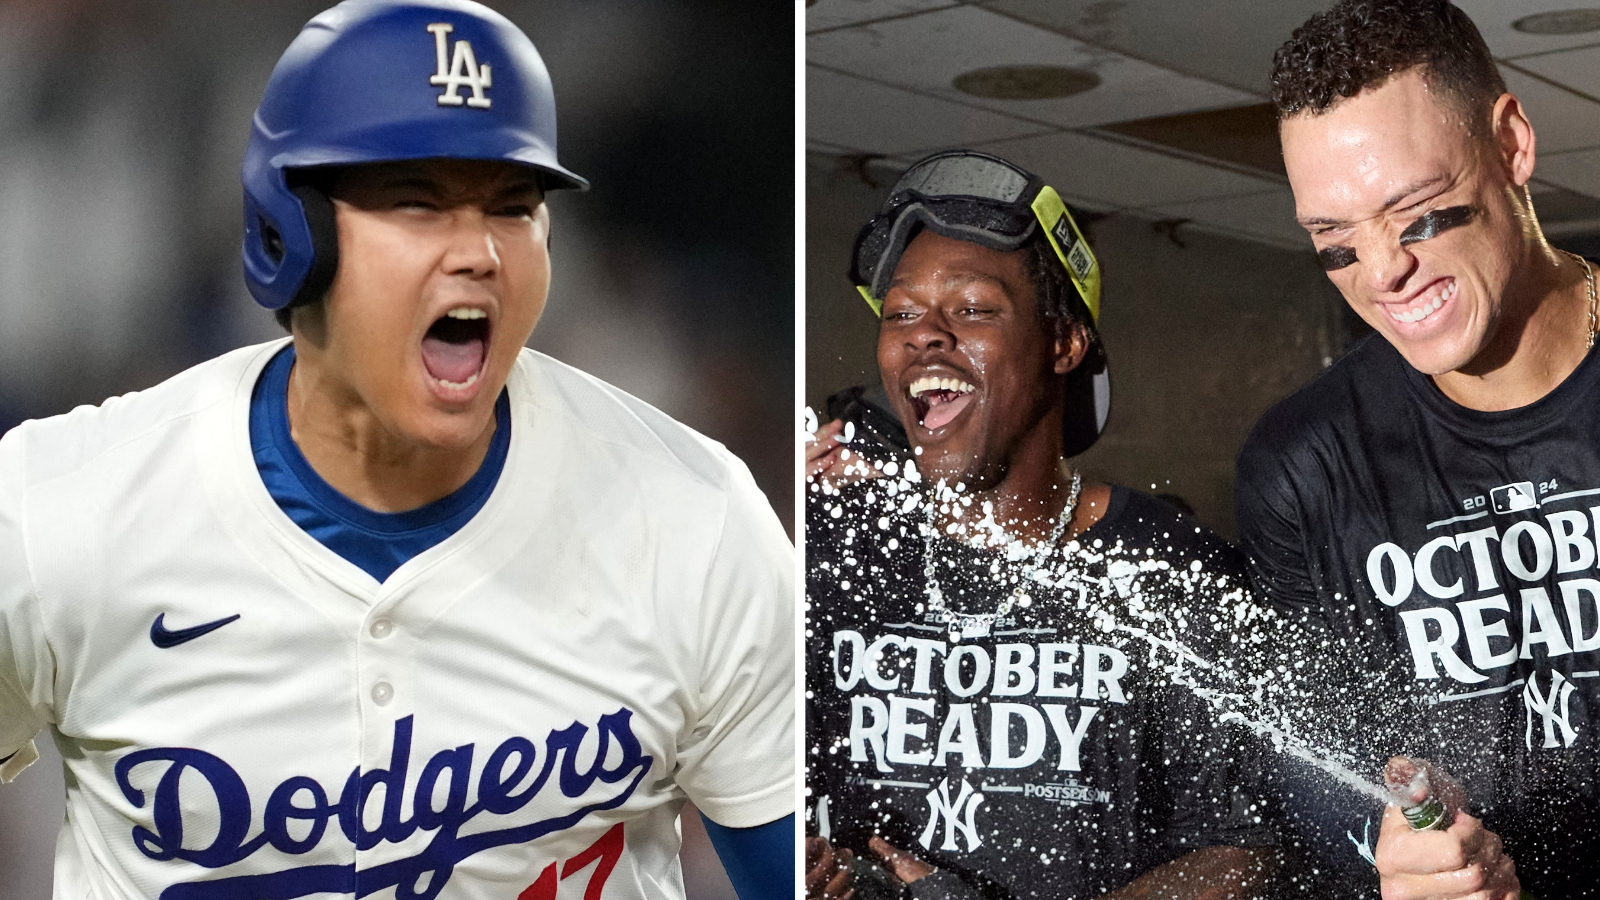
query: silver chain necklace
[{"left": 921, "top": 469, "right": 1081, "bottom": 642}]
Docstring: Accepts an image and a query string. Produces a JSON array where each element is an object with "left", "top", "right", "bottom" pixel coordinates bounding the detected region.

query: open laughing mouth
[
  {"left": 908, "top": 375, "right": 976, "bottom": 430},
  {"left": 421, "top": 307, "right": 491, "bottom": 391}
]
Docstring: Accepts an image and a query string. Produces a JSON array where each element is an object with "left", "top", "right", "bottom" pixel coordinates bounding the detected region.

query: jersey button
[
  {"left": 372, "top": 682, "right": 394, "bottom": 706},
  {"left": 370, "top": 619, "right": 394, "bottom": 639}
]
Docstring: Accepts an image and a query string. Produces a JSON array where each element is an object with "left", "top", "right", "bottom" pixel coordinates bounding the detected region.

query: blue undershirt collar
[{"left": 249, "top": 344, "right": 511, "bottom": 582}]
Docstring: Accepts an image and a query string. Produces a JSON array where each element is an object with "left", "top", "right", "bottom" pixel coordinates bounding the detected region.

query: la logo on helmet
[{"left": 427, "top": 22, "right": 492, "bottom": 108}]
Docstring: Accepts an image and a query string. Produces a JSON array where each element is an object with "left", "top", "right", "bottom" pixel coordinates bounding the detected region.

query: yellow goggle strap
[
  {"left": 1031, "top": 186, "right": 1101, "bottom": 324},
  {"left": 858, "top": 284, "right": 883, "bottom": 318}
]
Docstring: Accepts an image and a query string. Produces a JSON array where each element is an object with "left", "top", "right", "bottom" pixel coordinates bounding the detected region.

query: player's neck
[
  {"left": 284, "top": 349, "right": 497, "bottom": 514},
  {"left": 934, "top": 433, "right": 1105, "bottom": 546},
  {"left": 1432, "top": 247, "right": 1592, "bottom": 412}
]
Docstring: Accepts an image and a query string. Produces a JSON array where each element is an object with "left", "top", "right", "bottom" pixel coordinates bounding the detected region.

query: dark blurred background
[{"left": 0, "top": 0, "right": 792, "bottom": 897}]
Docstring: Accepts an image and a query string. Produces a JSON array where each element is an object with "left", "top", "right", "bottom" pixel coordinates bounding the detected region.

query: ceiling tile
[
  {"left": 983, "top": 0, "right": 1327, "bottom": 96},
  {"left": 805, "top": 0, "right": 956, "bottom": 34},
  {"left": 971, "top": 130, "right": 1281, "bottom": 210},
  {"left": 1143, "top": 188, "right": 1310, "bottom": 250},
  {"left": 807, "top": 138, "right": 863, "bottom": 155},
  {"left": 806, "top": 66, "right": 1050, "bottom": 155},
  {"left": 1537, "top": 148, "right": 1600, "bottom": 200},
  {"left": 1501, "top": 67, "right": 1600, "bottom": 154},
  {"left": 1452, "top": 0, "right": 1600, "bottom": 59},
  {"left": 1099, "top": 102, "right": 1285, "bottom": 179},
  {"left": 807, "top": 4, "right": 1257, "bottom": 129},
  {"left": 1514, "top": 44, "right": 1600, "bottom": 102}
]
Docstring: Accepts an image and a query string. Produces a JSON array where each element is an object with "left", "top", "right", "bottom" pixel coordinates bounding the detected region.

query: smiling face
[
  {"left": 876, "top": 231, "right": 1082, "bottom": 489},
  {"left": 302, "top": 157, "right": 550, "bottom": 450},
  {"left": 1281, "top": 68, "right": 1536, "bottom": 376}
]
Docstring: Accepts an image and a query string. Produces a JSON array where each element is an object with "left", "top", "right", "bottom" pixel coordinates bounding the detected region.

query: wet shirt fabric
[
  {"left": 807, "top": 482, "right": 1276, "bottom": 900},
  {"left": 1238, "top": 333, "right": 1600, "bottom": 899}
]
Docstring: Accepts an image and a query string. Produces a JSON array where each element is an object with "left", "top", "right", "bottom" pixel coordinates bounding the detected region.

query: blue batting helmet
[{"left": 241, "top": 0, "right": 588, "bottom": 311}]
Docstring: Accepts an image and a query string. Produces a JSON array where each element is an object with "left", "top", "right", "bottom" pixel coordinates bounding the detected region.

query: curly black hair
[
  {"left": 1023, "top": 233, "right": 1106, "bottom": 376},
  {"left": 1270, "top": 0, "right": 1505, "bottom": 125}
]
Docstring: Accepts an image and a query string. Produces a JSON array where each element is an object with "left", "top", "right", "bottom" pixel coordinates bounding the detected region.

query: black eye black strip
[
  {"left": 1399, "top": 205, "right": 1475, "bottom": 245},
  {"left": 1318, "top": 246, "right": 1358, "bottom": 271}
]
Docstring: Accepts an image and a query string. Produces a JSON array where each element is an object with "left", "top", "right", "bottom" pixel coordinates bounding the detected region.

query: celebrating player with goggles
[
  {"left": 805, "top": 150, "right": 1278, "bottom": 900},
  {"left": 0, "top": 2, "right": 793, "bottom": 898}
]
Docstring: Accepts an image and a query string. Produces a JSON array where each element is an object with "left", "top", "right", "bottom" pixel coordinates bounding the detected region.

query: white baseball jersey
[{"left": 0, "top": 339, "right": 795, "bottom": 900}]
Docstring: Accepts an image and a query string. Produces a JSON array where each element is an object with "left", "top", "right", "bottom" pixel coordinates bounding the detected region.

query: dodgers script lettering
[{"left": 113, "top": 709, "right": 652, "bottom": 900}]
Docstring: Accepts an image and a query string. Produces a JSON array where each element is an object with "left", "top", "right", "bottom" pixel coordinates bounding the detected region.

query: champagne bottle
[
  {"left": 1385, "top": 758, "right": 1446, "bottom": 831},
  {"left": 1400, "top": 792, "right": 1447, "bottom": 831},
  {"left": 1385, "top": 760, "right": 1538, "bottom": 900}
]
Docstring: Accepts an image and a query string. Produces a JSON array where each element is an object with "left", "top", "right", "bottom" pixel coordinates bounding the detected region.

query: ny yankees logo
[
  {"left": 919, "top": 778, "right": 983, "bottom": 852},
  {"left": 427, "top": 23, "right": 491, "bottom": 108},
  {"left": 1524, "top": 670, "right": 1578, "bottom": 749}
]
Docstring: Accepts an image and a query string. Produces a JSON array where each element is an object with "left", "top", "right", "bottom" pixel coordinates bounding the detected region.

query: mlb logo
[{"left": 1491, "top": 482, "right": 1539, "bottom": 514}]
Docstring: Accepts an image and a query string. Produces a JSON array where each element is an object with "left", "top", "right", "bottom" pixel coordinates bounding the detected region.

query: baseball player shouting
[{"left": 0, "top": 2, "right": 794, "bottom": 899}]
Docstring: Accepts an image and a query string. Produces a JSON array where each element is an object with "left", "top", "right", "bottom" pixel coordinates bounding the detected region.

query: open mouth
[
  {"left": 908, "top": 375, "right": 976, "bottom": 431},
  {"left": 421, "top": 307, "right": 491, "bottom": 390},
  {"left": 1389, "top": 279, "right": 1457, "bottom": 325}
]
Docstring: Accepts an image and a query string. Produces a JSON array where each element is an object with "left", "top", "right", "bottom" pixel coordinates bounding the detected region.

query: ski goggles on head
[{"left": 849, "top": 150, "right": 1101, "bottom": 323}]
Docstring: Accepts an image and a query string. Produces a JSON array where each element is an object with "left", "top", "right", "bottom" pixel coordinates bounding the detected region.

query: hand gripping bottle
[{"left": 1384, "top": 758, "right": 1538, "bottom": 900}]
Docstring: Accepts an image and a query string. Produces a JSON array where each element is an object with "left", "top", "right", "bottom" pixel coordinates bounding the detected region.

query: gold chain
[{"left": 1561, "top": 249, "right": 1598, "bottom": 350}]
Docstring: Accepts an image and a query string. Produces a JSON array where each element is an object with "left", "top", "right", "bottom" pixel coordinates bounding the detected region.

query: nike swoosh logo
[{"left": 150, "top": 613, "right": 241, "bottom": 649}]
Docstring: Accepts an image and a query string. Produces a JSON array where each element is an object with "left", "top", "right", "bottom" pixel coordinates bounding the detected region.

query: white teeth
[
  {"left": 908, "top": 375, "right": 977, "bottom": 398},
  {"left": 436, "top": 371, "right": 481, "bottom": 389},
  {"left": 445, "top": 307, "right": 487, "bottom": 320},
  {"left": 1394, "top": 282, "right": 1454, "bottom": 324}
]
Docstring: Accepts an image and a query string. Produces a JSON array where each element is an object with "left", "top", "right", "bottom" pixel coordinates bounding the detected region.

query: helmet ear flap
[{"left": 287, "top": 183, "right": 340, "bottom": 310}]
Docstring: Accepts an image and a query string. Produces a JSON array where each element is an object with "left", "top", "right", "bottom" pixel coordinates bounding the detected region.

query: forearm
[
  {"left": 703, "top": 813, "right": 795, "bottom": 900},
  {"left": 1098, "top": 846, "right": 1277, "bottom": 900}
]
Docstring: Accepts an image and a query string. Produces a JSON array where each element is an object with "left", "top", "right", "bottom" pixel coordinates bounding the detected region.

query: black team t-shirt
[
  {"left": 1237, "top": 333, "right": 1600, "bottom": 899},
  {"left": 806, "top": 481, "right": 1276, "bottom": 900}
]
